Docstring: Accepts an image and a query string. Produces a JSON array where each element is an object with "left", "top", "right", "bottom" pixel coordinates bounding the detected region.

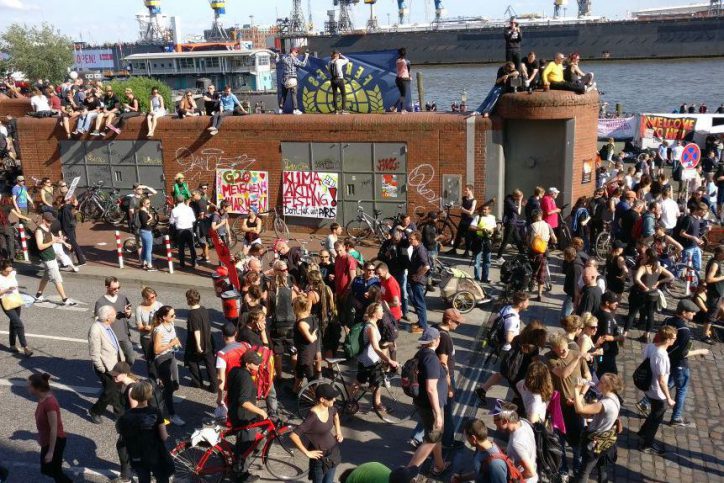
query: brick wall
[{"left": 0, "top": 95, "right": 32, "bottom": 118}]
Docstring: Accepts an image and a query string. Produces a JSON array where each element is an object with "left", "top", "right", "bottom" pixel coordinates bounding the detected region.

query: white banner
[
  {"left": 597, "top": 116, "right": 636, "bottom": 140},
  {"left": 73, "top": 49, "right": 114, "bottom": 70},
  {"left": 282, "top": 171, "right": 338, "bottom": 219}
]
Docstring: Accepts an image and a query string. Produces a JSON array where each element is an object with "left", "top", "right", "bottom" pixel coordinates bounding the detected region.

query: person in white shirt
[
  {"left": 493, "top": 401, "right": 538, "bottom": 483},
  {"left": 325, "top": 222, "right": 342, "bottom": 259},
  {"left": 327, "top": 51, "right": 350, "bottom": 114},
  {"left": 658, "top": 185, "right": 680, "bottom": 231},
  {"left": 468, "top": 203, "right": 497, "bottom": 283},
  {"left": 637, "top": 325, "right": 677, "bottom": 454},
  {"left": 169, "top": 196, "right": 197, "bottom": 268},
  {"left": 528, "top": 209, "right": 557, "bottom": 300},
  {"left": 30, "top": 88, "right": 52, "bottom": 114},
  {"left": 515, "top": 360, "right": 552, "bottom": 424}
]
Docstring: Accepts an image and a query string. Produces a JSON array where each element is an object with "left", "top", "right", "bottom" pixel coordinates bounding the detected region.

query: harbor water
[{"left": 417, "top": 58, "right": 724, "bottom": 114}]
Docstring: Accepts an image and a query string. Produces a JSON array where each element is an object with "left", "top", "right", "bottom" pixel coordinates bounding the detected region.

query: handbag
[
  {"left": 656, "top": 289, "right": 667, "bottom": 311},
  {"left": 284, "top": 77, "right": 298, "bottom": 89},
  {"left": 1, "top": 292, "right": 23, "bottom": 310},
  {"left": 584, "top": 428, "right": 618, "bottom": 455}
]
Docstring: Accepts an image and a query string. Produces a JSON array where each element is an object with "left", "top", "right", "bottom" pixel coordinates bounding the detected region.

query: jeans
[
  {"left": 210, "top": 110, "right": 234, "bottom": 129},
  {"left": 280, "top": 85, "right": 299, "bottom": 110},
  {"left": 638, "top": 398, "right": 666, "bottom": 447},
  {"left": 394, "top": 271, "right": 409, "bottom": 317},
  {"left": 40, "top": 437, "right": 72, "bottom": 483},
  {"left": 77, "top": 111, "right": 98, "bottom": 132},
  {"left": 477, "top": 85, "right": 504, "bottom": 115},
  {"left": 682, "top": 246, "right": 702, "bottom": 274},
  {"left": 3, "top": 305, "right": 26, "bottom": 347},
  {"left": 560, "top": 295, "right": 574, "bottom": 319},
  {"left": 474, "top": 246, "right": 492, "bottom": 282},
  {"left": 669, "top": 366, "right": 690, "bottom": 421},
  {"left": 410, "top": 282, "right": 428, "bottom": 329},
  {"left": 140, "top": 229, "right": 154, "bottom": 266},
  {"left": 573, "top": 444, "right": 614, "bottom": 483},
  {"left": 309, "top": 458, "right": 336, "bottom": 483}
]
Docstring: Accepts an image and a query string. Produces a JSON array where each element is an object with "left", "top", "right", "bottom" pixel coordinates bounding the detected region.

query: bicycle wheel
[
  {"left": 264, "top": 427, "right": 310, "bottom": 481},
  {"left": 171, "top": 441, "right": 228, "bottom": 483},
  {"left": 376, "top": 374, "right": 416, "bottom": 424},
  {"left": 664, "top": 263, "right": 700, "bottom": 299},
  {"left": 104, "top": 205, "right": 125, "bottom": 225},
  {"left": 594, "top": 231, "right": 611, "bottom": 261},
  {"left": 345, "top": 219, "right": 372, "bottom": 241},
  {"left": 79, "top": 200, "right": 101, "bottom": 221},
  {"left": 298, "top": 378, "right": 336, "bottom": 418},
  {"left": 274, "top": 216, "right": 290, "bottom": 239},
  {"left": 122, "top": 237, "right": 137, "bottom": 255},
  {"left": 436, "top": 220, "right": 456, "bottom": 247},
  {"left": 451, "top": 290, "right": 476, "bottom": 314}
]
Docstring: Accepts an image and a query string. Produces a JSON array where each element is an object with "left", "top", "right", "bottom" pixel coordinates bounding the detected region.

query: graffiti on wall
[
  {"left": 216, "top": 169, "right": 269, "bottom": 215},
  {"left": 376, "top": 157, "right": 400, "bottom": 172},
  {"left": 282, "top": 171, "right": 338, "bottom": 219},
  {"left": 407, "top": 164, "right": 441, "bottom": 206},
  {"left": 175, "top": 148, "right": 258, "bottom": 180}
]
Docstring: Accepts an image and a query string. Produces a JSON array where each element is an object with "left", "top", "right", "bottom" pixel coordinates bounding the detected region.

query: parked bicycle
[
  {"left": 231, "top": 206, "right": 289, "bottom": 240},
  {"left": 594, "top": 220, "right": 612, "bottom": 261},
  {"left": 419, "top": 199, "right": 502, "bottom": 250},
  {"left": 345, "top": 201, "right": 393, "bottom": 244},
  {"left": 171, "top": 417, "right": 308, "bottom": 482},
  {"left": 76, "top": 181, "right": 125, "bottom": 225},
  {"left": 297, "top": 358, "right": 415, "bottom": 425}
]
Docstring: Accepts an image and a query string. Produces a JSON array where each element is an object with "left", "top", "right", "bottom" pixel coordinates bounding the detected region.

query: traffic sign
[{"left": 681, "top": 143, "right": 701, "bottom": 169}]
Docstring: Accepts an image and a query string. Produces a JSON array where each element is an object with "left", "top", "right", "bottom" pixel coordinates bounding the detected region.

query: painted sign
[
  {"left": 73, "top": 48, "right": 114, "bottom": 70},
  {"left": 640, "top": 115, "right": 697, "bottom": 141},
  {"left": 64, "top": 176, "right": 81, "bottom": 201},
  {"left": 681, "top": 143, "right": 701, "bottom": 169},
  {"left": 381, "top": 174, "right": 399, "bottom": 198},
  {"left": 215, "top": 169, "right": 269, "bottom": 215},
  {"left": 282, "top": 171, "right": 338, "bottom": 219},
  {"left": 597, "top": 116, "right": 636, "bottom": 140}
]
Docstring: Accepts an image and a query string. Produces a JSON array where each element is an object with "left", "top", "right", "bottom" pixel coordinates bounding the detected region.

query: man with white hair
[{"left": 88, "top": 305, "right": 126, "bottom": 424}]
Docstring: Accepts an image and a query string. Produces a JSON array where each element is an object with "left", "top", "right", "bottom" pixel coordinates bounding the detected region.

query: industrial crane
[
  {"left": 138, "top": 0, "right": 168, "bottom": 43},
  {"left": 334, "top": 0, "right": 360, "bottom": 32},
  {"left": 578, "top": 0, "right": 591, "bottom": 16},
  {"left": 207, "top": 1, "right": 230, "bottom": 40}
]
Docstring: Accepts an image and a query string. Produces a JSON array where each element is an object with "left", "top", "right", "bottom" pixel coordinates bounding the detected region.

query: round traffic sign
[{"left": 681, "top": 143, "right": 701, "bottom": 169}]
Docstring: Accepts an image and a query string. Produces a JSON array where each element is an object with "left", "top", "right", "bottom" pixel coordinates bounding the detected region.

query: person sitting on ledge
[
  {"left": 542, "top": 52, "right": 586, "bottom": 94},
  {"left": 565, "top": 52, "right": 596, "bottom": 92},
  {"left": 207, "top": 85, "right": 246, "bottom": 136},
  {"left": 476, "top": 61, "right": 520, "bottom": 117},
  {"left": 177, "top": 91, "right": 201, "bottom": 119}
]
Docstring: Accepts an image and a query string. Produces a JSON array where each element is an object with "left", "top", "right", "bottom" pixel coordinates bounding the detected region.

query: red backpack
[
  {"left": 484, "top": 452, "right": 525, "bottom": 483},
  {"left": 217, "top": 342, "right": 275, "bottom": 400}
]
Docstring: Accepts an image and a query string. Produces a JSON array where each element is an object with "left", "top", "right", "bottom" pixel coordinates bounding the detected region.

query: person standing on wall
[
  {"left": 504, "top": 19, "right": 523, "bottom": 70},
  {"left": 328, "top": 51, "right": 350, "bottom": 115},
  {"left": 278, "top": 48, "right": 309, "bottom": 115},
  {"left": 394, "top": 48, "right": 412, "bottom": 113}
]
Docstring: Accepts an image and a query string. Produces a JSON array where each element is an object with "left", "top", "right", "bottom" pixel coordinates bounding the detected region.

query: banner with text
[
  {"left": 215, "top": 169, "right": 269, "bottom": 215},
  {"left": 597, "top": 116, "right": 636, "bottom": 140},
  {"left": 277, "top": 50, "right": 406, "bottom": 114},
  {"left": 282, "top": 171, "right": 338, "bottom": 219},
  {"left": 73, "top": 48, "right": 114, "bottom": 70},
  {"left": 639, "top": 115, "right": 697, "bottom": 141}
]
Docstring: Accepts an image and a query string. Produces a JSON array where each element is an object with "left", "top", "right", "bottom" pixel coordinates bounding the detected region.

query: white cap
[{"left": 548, "top": 187, "right": 560, "bottom": 194}]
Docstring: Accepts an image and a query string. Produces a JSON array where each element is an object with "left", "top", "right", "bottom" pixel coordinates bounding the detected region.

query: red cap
[{"left": 215, "top": 266, "right": 229, "bottom": 277}]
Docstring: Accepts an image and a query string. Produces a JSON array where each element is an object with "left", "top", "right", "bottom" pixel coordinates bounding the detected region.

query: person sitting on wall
[
  {"left": 520, "top": 51, "right": 540, "bottom": 90},
  {"left": 91, "top": 85, "right": 120, "bottom": 137},
  {"left": 177, "top": 91, "right": 201, "bottom": 119},
  {"left": 564, "top": 52, "right": 596, "bottom": 92},
  {"left": 207, "top": 85, "right": 247, "bottom": 136},
  {"left": 202, "top": 85, "right": 220, "bottom": 116},
  {"left": 542, "top": 52, "right": 586, "bottom": 95},
  {"left": 476, "top": 62, "right": 520, "bottom": 117}
]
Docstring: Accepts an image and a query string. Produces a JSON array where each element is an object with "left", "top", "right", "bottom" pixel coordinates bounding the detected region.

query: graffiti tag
[
  {"left": 407, "top": 164, "right": 441, "bottom": 206},
  {"left": 175, "top": 148, "right": 257, "bottom": 180},
  {"left": 376, "top": 157, "right": 400, "bottom": 172}
]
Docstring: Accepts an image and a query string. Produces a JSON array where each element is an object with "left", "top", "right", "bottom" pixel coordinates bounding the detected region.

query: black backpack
[
  {"left": 532, "top": 420, "right": 563, "bottom": 483},
  {"left": 400, "top": 355, "right": 421, "bottom": 398},
  {"left": 486, "top": 307, "right": 516, "bottom": 351},
  {"left": 378, "top": 310, "right": 399, "bottom": 344},
  {"left": 632, "top": 357, "right": 653, "bottom": 391},
  {"left": 500, "top": 342, "right": 525, "bottom": 384}
]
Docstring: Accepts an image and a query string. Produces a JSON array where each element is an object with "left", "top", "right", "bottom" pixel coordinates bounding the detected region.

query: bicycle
[
  {"left": 171, "top": 417, "right": 308, "bottom": 482},
  {"left": 557, "top": 203, "right": 572, "bottom": 250},
  {"left": 297, "top": 358, "right": 415, "bottom": 425},
  {"left": 594, "top": 220, "right": 612, "bottom": 261},
  {"left": 664, "top": 259, "right": 701, "bottom": 299},
  {"left": 76, "top": 181, "right": 125, "bottom": 225},
  {"left": 345, "top": 201, "right": 392, "bottom": 244},
  {"left": 236, "top": 206, "right": 291, "bottom": 240}
]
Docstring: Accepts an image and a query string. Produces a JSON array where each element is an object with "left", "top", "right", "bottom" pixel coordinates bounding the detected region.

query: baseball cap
[
  {"left": 315, "top": 383, "right": 340, "bottom": 401},
  {"left": 613, "top": 240, "right": 627, "bottom": 249},
  {"left": 110, "top": 361, "right": 131, "bottom": 377},
  {"left": 443, "top": 308, "right": 464, "bottom": 324},
  {"left": 242, "top": 350, "right": 262, "bottom": 365},
  {"left": 389, "top": 466, "right": 419, "bottom": 483},
  {"left": 16, "top": 176, "right": 24, "bottom": 181},
  {"left": 418, "top": 327, "right": 440, "bottom": 344},
  {"left": 676, "top": 299, "right": 699, "bottom": 313},
  {"left": 548, "top": 187, "right": 560, "bottom": 195},
  {"left": 222, "top": 322, "right": 237, "bottom": 338},
  {"left": 601, "top": 292, "right": 620, "bottom": 305},
  {"left": 41, "top": 212, "right": 55, "bottom": 223}
]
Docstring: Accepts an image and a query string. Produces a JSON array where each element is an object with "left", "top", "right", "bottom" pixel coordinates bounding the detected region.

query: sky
[{"left": 0, "top": 0, "right": 705, "bottom": 44}]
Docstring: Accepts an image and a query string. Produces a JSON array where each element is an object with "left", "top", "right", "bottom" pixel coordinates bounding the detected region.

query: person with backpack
[
  {"left": 637, "top": 325, "right": 677, "bottom": 455},
  {"left": 492, "top": 401, "right": 538, "bottom": 482},
  {"left": 571, "top": 373, "right": 623, "bottom": 483},
  {"left": 570, "top": 196, "right": 591, "bottom": 252},
  {"left": 356, "top": 303, "right": 399, "bottom": 411},
  {"left": 451, "top": 418, "right": 523, "bottom": 483},
  {"left": 327, "top": 50, "right": 350, "bottom": 114},
  {"left": 116, "top": 381, "right": 174, "bottom": 483},
  {"left": 366, "top": 285, "right": 399, "bottom": 362},
  {"left": 528, "top": 209, "right": 557, "bottom": 302},
  {"left": 406, "top": 327, "right": 450, "bottom": 477}
]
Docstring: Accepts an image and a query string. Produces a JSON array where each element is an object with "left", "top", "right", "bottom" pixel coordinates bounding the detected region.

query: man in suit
[{"left": 88, "top": 305, "right": 126, "bottom": 424}]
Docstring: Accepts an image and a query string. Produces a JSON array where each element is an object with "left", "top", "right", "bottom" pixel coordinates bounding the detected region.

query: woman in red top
[{"left": 29, "top": 373, "right": 72, "bottom": 483}]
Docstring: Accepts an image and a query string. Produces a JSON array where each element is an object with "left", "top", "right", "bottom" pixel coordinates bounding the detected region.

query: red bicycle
[{"left": 171, "top": 418, "right": 308, "bottom": 482}]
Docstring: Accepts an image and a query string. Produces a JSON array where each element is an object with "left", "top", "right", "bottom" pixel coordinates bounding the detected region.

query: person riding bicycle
[{"left": 227, "top": 350, "right": 266, "bottom": 483}]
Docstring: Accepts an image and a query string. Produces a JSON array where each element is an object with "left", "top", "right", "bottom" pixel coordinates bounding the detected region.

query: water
[{"left": 416, "top": 58, "right": 724, "bottom": 114}]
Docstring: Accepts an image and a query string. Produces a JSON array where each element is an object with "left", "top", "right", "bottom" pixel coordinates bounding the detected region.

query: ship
[{"left": 277, "top": 1, "right": 724, "bottom": 65}]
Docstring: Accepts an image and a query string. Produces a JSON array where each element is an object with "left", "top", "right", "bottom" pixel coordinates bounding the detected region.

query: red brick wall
[{"left": 0, "top": 95, "right": 32, "bottom": 118}]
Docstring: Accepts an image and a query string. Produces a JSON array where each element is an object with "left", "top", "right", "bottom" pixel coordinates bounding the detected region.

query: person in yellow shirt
[
  {"left": 469, "top": 203, "right": 497, "bottom": 283},
  {"left": 542, "top": 53, "right": 585, "bottom": 94}
]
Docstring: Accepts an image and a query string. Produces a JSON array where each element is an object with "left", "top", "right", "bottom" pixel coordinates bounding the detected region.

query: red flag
[{"left": 209, "top": 228, "right": 240, "bottom": 291}]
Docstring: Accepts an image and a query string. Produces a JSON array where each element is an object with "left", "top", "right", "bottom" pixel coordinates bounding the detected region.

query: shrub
[{"left": 107, "top": 77, "right": 173, "bottom": 112}]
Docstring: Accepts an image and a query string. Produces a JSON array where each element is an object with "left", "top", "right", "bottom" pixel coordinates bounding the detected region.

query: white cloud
[{"left": 0, "top": 0, "right": 38, "bottom": 10}]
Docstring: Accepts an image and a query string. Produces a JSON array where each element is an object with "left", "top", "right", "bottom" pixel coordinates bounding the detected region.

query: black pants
[
  {"left": 550, "top": 81, "right": 586, "bottom": 95},
  {"left": 451, "top": 218, "right": 473, "bottom": 252},
  {"left": 132, "top": 464, "right": 171, "bottom": 483},
  {"left": 0, "top": 230, "right": 14, "bottom": 260},
  {"left": 40, "top": 437, "right": 72, "bottom": 483},
  {"left": 117, "top": 436, "right": 132, "bottom": 479},
  {"left": 3, "top": 305, "right": 26, "bottom": 348},
  {"left": 187, "top": 352, "right": 218, "bottom": 391},
  {"left": 64, "top": 228, "right": 86, "bottom": 265},
  {"left": 395, "top": 77, "right": 411, "bottom": 111},
  {"left": 175, "top": 229, "right": 196, "bottom": 267},
  {"left": 156, "top": 357, "right": 178, "bottom": 416},
  {"left": 280, "top": 85, "right": 299, "bottom": 110},
  {"left": 638, "top": 398, "right": 666, "bottom": 447},
  {"left": 235, "top": 428, "right": 259, "bottom": 475},
  {"left": 210, "top": 111, "right": 234, "bottom": 129},
  {"left": 115, "top": 111, "right": 142, "bottom": 129},
  {"left": 331, "top": 78, "right": 346, "bottom": 111},
  {"left": 506, "top": 49, "right": 521, "bottom": 70},
  {"left": 90, "top": 370, "right": 123, "bottom": 417},
  {"left": 140, "top": 335, "right": 156, "bottom": 378},
  {"left": 497, "top": 221, "right": 526, "bottom": 257},
  {"left": 626, "top": 290, "right": 656, "bottom": 333}
]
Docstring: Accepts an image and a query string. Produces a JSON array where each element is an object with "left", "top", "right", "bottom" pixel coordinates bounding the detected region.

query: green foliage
[
  {"left": 0, "top": 23, "right": 73, "bottom": 83},
  {"left": 107, "top": 77, "right": 173, "bottom": 113}
]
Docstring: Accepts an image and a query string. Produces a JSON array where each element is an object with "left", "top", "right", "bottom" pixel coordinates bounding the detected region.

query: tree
[
  {"left": 0, "top": 23, "right": 73, "bottom": 83},
  {"left": 108, "top": 77, "right": 173, "bottom": 113}
]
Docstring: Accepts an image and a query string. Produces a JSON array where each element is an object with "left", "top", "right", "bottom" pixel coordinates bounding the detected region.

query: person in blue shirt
[
  {"left": 207, "top": 85, "right": 246, "bottom": 136},
  {"left": 11, "top": 175, "right": 33, "bottom": 215},
  {"left": 451, "top": 418, "right": 509, "bottom": 483}
]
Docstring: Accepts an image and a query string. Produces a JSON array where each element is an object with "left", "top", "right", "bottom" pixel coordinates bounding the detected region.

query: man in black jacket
[{"left": 497, "top": 189, "right": 525, "bottom": 259}]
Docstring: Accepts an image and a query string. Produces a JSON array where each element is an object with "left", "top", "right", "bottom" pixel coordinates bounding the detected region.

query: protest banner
[
  {"left": 597, "top": 116, "right": 636, "bottom": 140},
  {"left": 282, "top": 171, "right": 338, "bottom": 219},
  {"left": 215, "top": 169, "right": 269, "bottom": 215},
  {"left": 639, "top": 115, "right": 697, "bottom": 141}
]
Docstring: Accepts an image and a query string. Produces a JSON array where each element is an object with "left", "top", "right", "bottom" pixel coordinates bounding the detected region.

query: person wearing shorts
[{"left": 34, "top": 213, "right": 75, "bottom": 306}]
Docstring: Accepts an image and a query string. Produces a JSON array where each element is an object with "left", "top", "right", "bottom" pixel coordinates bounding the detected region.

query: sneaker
[
  {"left": 635, "top": 401, "right": 650, "bottom": 417},
  {"left": 408, "top": 438, "right": 421, "bottom": 449},
  {"left": 170, "top": 414, "right": 186, "bottom": 426},
  {"left": 77, "top": 262, "right": 87, "bottom": 267},
  {"left": 71, "top": 266, "right": 79, "bottom": 272},
  {"left": 34, "top": 295, "right": 46, "bottom": 303},
  {"left": 639, "top": 442, "right": 666, "bottom": 455},
  {"left": 209, "top": 128, "right": 218, "bottom": 136},
  {"left": 89, "top": 411, "right": 102, "bottom": 424},
  {"left": 702, "top": 336, "right": 715, "bottom": 345},
  {"left": 292, "top": 109, "right": 303, "bottom": 115},
  {"left": 475, "top": 387, "right": 487, "bottom": 404},
  {"left": 239, "top": 473, "right": 259, "bottom": 483},
  {"left": 278, "top": 108, "right": 283, "bottom": 114},
  {"left": 63, "top": 299, "right": 77, "bottom": 306},
  {"left": 670, "top": 418, "right": 695, "bottom": 428},
  {"left": 410, "top": 325, "right": 424, "bottom": 334},
  {"left": 146, "top": 267, "right": 158, "bottom": 272},
  {"left": 90, "top": 131, "right": 101, "bottom": 137}
]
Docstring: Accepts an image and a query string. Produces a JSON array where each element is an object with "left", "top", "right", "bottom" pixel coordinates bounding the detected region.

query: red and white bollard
[
  {"left": 114, "top": 230, "right": 124, "bottom": 269},
  {"left": 685, "top": 258, "right": 694, "bottom": 297},
  {"left": 18, "top": 224, "right": 29, "bottom": 262},
  {"left": 164, "top": 235, "right": 173, "bottom": 274}
]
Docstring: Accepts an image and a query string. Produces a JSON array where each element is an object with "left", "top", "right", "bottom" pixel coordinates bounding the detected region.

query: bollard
[
  {"left": 164, "top": 235, "right": 174, "bottom": 274},
  {"left": 114, "top": 231, "right": 124, "bottom": 269},
  {"left": 616, "top": 103, "right": 623, "bottom": 117},
  {"left": 416, "top": 71, "right": 425, "bottom": 111},
  {"left": 685, "top": 259, "right": 693, "bottom": 297},
  {"left": 18, "top": 224, "right": 29, "bottom": 262}
]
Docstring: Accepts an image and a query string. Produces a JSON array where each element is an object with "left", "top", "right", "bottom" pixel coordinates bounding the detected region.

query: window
[
  {"left": 153, "top": 63, "right": 157, "bottom": 68},
  {"left": 257, "top": 55, "right": 270, "bottom": 66},
  {"left": 178, "top": 58, "right": 194, "bottom": 69},
  {"left": 207, "top": 57, "right": 220, "bottom": 68}
]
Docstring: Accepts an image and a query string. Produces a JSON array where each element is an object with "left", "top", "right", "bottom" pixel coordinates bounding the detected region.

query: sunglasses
[{"left": 320, "top": 256, "right": 330, "bottom": 259}]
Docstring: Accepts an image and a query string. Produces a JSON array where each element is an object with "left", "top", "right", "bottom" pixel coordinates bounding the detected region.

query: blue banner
[{"left": 277, "top": 50, "right": 409, "bottom": 114}]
